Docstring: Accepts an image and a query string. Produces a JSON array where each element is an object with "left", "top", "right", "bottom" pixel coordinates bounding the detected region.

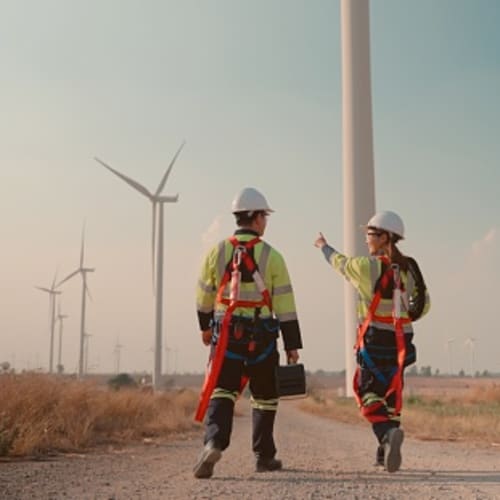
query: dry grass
[
  {"left": 300, "top": 379, "right": 500, "bottom": 445},
  {"left": 0, "top": 373, "right": 199, "bottom": 457}
]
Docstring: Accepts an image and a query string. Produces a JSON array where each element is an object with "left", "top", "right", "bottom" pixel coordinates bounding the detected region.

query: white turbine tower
[
  {"left": 95, "top": 142, "right": 184, "bottom": 391},
  {"left": 465, "top": 337, "right": 477, "bottom": 376},
  {"left": 84, "top": 331, "right": 92, "bottom": 375},
  {"left": 341, "top": 0, "right": 376, "bottom": 396},
  {"left": 56, "top": 302, "right": 68, "bottom": 374},
  {"left": 57, "top": 226, "right": 94, "bottom": 379},
  {"left": 35, "top": 272, "right": 61, "bottom": 374},
  {"left": 446, "top": 337, "right": 455, "bottom": 376}
]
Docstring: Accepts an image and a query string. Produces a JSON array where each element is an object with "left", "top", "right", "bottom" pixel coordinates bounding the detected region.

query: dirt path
[{"left": 1, "top": 400, "right": 499, "bottom": 499}]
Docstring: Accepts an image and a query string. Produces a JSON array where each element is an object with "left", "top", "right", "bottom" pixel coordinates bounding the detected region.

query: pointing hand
[{"left": 314, "top": 232, "right": 327, "bottom": 249}]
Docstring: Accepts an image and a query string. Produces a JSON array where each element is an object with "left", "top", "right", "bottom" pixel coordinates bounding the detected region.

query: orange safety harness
[
  {"left": 353, "top": 257, "right": 411, "bottom": 422},
  {"left": 194, "top": 236, "right": 273, "bottom": 422}
]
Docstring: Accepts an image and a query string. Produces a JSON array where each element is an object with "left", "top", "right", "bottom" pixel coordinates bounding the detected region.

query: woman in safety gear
[
  {"left": 314, "top": 210, "right": 430, "bottom": 473},
  {"left": 193, "top": 187, "right": 303, "bottom": 479}
]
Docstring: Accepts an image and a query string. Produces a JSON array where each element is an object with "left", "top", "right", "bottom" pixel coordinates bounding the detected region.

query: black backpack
[{"left": 375, "top": 257, "right": 427, "bottom": 322}]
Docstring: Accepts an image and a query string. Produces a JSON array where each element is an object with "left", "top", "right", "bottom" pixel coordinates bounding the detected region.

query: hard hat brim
[{"left": 359, "top": 224, "right": 404, "bottom": 240}]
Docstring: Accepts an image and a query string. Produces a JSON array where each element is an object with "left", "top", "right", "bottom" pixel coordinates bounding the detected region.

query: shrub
[{"left": 108, "top": 373, "right": 137, "bottom": 391}]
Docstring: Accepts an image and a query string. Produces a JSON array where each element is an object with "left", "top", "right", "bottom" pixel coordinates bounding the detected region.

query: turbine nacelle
[
  {"left": 157, "top": 194, "right": 179, "bottom": 203},
  {"left": 35, "top": 286, "right": 62, "bottom": 295}
]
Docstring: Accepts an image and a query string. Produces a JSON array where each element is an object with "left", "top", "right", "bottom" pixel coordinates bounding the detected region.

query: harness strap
[
  {"left": 195, "top": 236, "right": 273, "bottom": 422},
  {"left": 224, "top": 341, "right": 276, "bottom": 365},
  {"left": 353, "top": 257, "right": 408, "bottom": 419}
]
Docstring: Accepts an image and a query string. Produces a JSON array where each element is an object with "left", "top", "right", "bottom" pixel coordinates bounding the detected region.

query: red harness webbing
[
  {"left": 353, "top": 257, "right": 410, "bottom": 420},
  {"left": 194, "top": 236, "right": 273, "bottom": 422}
]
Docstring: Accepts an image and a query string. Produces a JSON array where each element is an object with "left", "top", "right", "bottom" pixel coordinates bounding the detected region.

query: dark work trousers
[
  {"left": 204, "top": 348, "right": 279, "bottom": 459},
  {"left": 356, "top": 365, "right": 405, "bottom": 444}
]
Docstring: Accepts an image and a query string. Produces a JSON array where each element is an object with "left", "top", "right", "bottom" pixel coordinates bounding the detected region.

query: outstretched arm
[{"left": 314, "top": 232, "right": 337, "bottom": 263}]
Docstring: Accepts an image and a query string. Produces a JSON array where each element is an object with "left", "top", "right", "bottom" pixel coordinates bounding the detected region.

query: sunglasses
[{"left": 366, "top": 231, "right": 383, "bottom": 238}]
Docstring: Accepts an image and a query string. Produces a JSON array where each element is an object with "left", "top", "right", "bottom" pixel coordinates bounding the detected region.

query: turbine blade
[
  {"left": 80, "top": 223, "right": 86, "bottom": 268},
  {"left": 56, "top": 269, "right": 80, "bottom": 287},
  {"left": 95, "top": 157, "right": 153, "bottom": 199},
  {"left": 155, "top": 141, "right": 185, "bottom": 196},
  {"left": 152, "top": 201, "right": 157, "bottom": 295},
  {"left": 51, "top": 271, "right": 58, "bottom": 290},
  {"left": 35, "top": 286, "right": 52, "bottom": 293},
  {"left": 85, "top": 283, "right": 93, "bottom": 302}
]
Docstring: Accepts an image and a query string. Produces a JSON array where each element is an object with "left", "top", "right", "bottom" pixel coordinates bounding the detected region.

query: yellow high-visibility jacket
[
  {"left": 328, "top": 251, "right": 430, "bottom": 333},
  {"left": 196, "top": 230, "right": 302, "bottom": 351}
]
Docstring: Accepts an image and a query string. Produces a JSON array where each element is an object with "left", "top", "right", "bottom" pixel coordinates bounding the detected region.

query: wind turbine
[
  {"left": 95, "top": 141, "right": 184, "bottom": 390},
  {"left": 446, "top": 337, "right": 455, "bottom": 375},
  {"left": 56, "top": 302, "right": 68, "bottom": 374},
  {"left": 465, "top": 337, "right": 477, "bottom": 376},
  {"left": 35, "top": 272, "right": 61, "bottom": 373},
  {"left": 165, "top": 344, "right": 172, "bottom": 375},
  {"left": 340, "top": 0, "right": 376, "bottom": 396},
  {"left": 57, "top": 225, "right": 94, "bottom": 379},
  {"left": 172, "top": 347, "right": 178, "bottom": 374},
  {"left": 113, "top": 337, "right": 124, "bottom": 374}
]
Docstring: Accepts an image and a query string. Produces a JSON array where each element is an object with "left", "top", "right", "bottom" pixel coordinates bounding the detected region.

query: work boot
[
  {"left": 256, "top": 457, "right": 283, "bottom": 472},
  {"left": 375, "top": 445, "right": 384, "bottom": 466},
  {"left": 383, "top": 428, "right": 404, "bottom": 473},
  {"left": 193, "top": 440, "right": 222, "bottom": 479}
]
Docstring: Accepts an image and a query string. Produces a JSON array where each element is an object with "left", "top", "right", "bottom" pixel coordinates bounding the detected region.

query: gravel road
[{"left": 1, "top": 400, "right": 499, "bottom": 499}]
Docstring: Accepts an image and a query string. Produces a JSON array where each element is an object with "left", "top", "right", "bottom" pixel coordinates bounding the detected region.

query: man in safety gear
[
  {"left": 193, "top": 187, "right": 303, "bottom": 479},
  {"left": 314, "top": 211, "right": 430, "bottom": 473}
]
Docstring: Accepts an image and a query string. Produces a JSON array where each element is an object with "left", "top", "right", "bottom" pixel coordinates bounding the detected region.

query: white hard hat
[
  {"left": 231, "top": 187, "right": 274, "bottom": 214},
  {"left": 365, "top": 210, "right": 405, "bottom": 239}
]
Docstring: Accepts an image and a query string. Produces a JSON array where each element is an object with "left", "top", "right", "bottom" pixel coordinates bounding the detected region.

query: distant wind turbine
[
  {"left": 165, "top": 345, "right": 171, "bottom": 375},
  {"left": 114, "top": 337, "right": 124, "bottom": 374},
  {"left": 57, "top": 225, "right": 95, "bottom": 379},
  {"left": 35, "top": 272, "right": 61, "bottom": 373},
  {"left": 465, "top": 337, "right": 477, "bottom": 375},
  {"left": 56, "top": 302, "right": 68, "bottom": 374},
  {"left": 445, "top": 337, "right": 455, "bottom": 375},
  {"left": 95, "top": 141, "right": 184, "bottom": 390},
  {"left": 172, "top": 347, "right": 178, "bottom": 374}
]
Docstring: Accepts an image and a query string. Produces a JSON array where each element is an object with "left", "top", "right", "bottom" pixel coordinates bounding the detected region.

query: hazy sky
[{"left": 2, "top": 0, "right": 499, "bottom": 376}]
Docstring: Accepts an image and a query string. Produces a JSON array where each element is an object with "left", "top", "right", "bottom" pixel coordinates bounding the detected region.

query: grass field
[
  {"left": 1, "top": 372, "right": 499, "bottom": 458},
  {"left": 0, "top": 373, "right": 199, "bottom": 457}
]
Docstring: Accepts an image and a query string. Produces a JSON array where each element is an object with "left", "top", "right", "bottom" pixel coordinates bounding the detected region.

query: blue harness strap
[
  {"left": 225, "top": 341, "right": 276, "bottom": 365},
  {"left": 358, "top": 348, "right": 389, "bottom": 384}
]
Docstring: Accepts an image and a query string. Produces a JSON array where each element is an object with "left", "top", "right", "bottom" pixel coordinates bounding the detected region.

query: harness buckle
[
  {"left": 233, "top": 323, "right": 244, "bottom": 340},
  {"left": 233, "top": 245, "right": 246, "bottom": 267}
]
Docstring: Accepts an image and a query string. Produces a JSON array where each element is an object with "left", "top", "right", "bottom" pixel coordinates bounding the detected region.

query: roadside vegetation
[
  {"left": 300, "top": 381, "right": 500, "bottom": 445},
  {"left": 0, "top": 373, "right": 199, "bottom": 457}
]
